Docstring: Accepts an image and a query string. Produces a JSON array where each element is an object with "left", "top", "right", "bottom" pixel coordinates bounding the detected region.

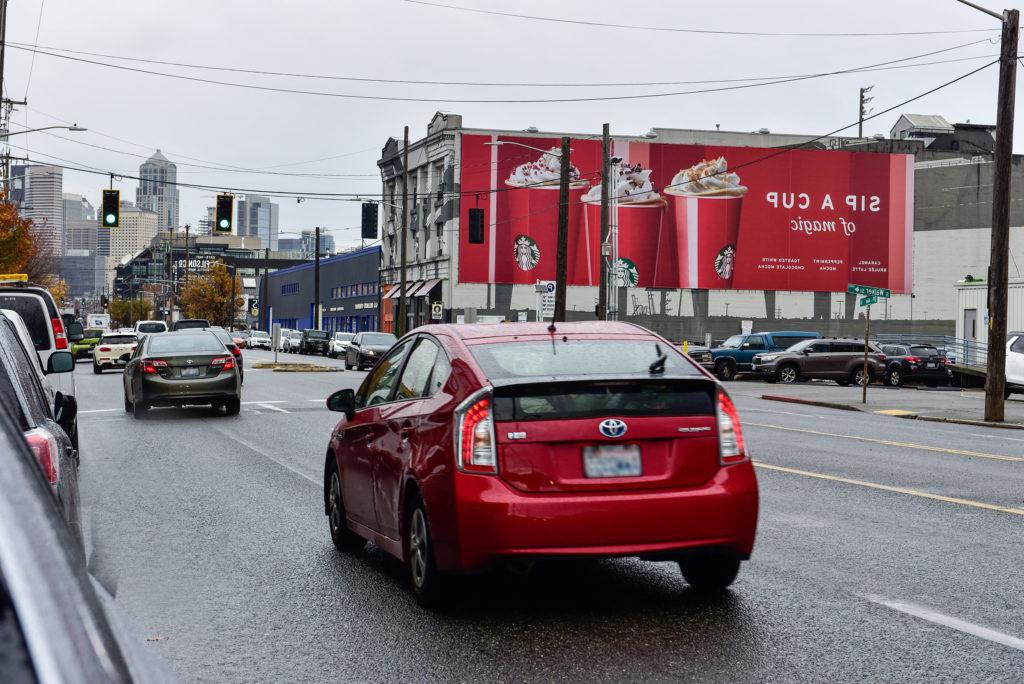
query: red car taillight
[
  {"left": 98, "top": 346, "right": 111, "bottom": 352},
  {"left": 51, "top": 317, "right": 67, "bottom": 350},
  {"left": 228, "top": 345, "right": 241, "bottom": 358},
  {"left": 25, "top": 427, "right": 59, "bottom": 486},
  {"left": 904, "top": 356, "right": 921, "bottom": 364},
  {"left": 211, "top": 356, "right": 235, "bottom": 370},
  {"left": 454, "top": 389, "right": 496, "bottom": 474},
  {"left": 143, "top": 359, "right": 168, "bottom": 374},
  {"left": 717, "top": 391, "right": 747, "bottom": 466}
]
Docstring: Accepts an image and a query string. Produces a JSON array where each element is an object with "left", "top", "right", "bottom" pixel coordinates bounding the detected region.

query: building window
[{"left": 281, "top": 283, "right": 298, "bottom": 295}]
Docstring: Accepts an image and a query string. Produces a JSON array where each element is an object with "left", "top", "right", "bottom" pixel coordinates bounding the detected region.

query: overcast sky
[{"left": 1, "top": 0, "right": 1014, "bottom": 249}]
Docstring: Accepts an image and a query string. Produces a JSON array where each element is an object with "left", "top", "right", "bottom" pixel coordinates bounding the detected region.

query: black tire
[
  {"left": 133, "top": 401, "right": 148, "bottom": 419},
  {"left": 850, "top": 367, "right": 870, "bottom": 387},
  {"left": 777, "top": 363, "right": 799, "bottom": 384},
  {"left": 680, "top": 552, "right": 741, "bottom": 593},
  {"left": 224, "top": 397, "right": 241, "bottom": 415},
  {"left": 326, "top": 464, "right": 366, "bottom": 553},
  {"left": 406, "top": 496, "right": 446, "bottom": 608},
  {"left": 763, "top": 374, "right": 778, "bottom": 384},
  {"left": 836, "top": 380, "right": 850, "bottom": 387},
  {"left": 123, "top": 394, "right": 133, "bottom": 413},
  {"left": 714, "top": 360, "right": 736, "bottom": 381},
  {"left": 885, "top": 367, "right": 903, "bottom": 387},
  {"left": 92, "top": 363, "right": 102, "bottom": 374}
]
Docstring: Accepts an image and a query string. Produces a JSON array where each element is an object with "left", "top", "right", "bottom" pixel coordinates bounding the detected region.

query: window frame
[{"left": 355, "top": 337, "right": 417, "bottom": 410}]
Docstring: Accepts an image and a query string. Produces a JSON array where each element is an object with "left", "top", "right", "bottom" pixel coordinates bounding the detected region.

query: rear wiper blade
[{"left": 649, "top": 344, "right": 667, "bottom": 375}]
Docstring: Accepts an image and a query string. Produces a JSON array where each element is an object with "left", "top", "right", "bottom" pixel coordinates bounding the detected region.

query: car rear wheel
[
  {"left": 92, "top": 363, "right": 102, "bottom": 374},
  {"left": 224, "top": 397, "right": 241, "bottom": 415},
  {"left": 327, "top": 468, "right": 366, "bottom": 553},
  {"left": 133, "top": 401, "right": 148, "bottom": 419},
  {"left": 714, "top": 360, "right": 735, "bottom": 381},
  {"left": 406, "top": 497, "right": 445, "bottom": 608},
  {"left": 680, "top": 552, "right": 741, "bottom": 593},
  {"left": 124, "top": 394, "right": 132, "bottom": 413},
  {"left": 851, "top": 367, "right": 870, "bottom": 386},
  {"left": 777, "top": 364, "right": 799, "bottom": 384},
  {"left": 886, "top": 368, "right": 903, "bottom": 387}
]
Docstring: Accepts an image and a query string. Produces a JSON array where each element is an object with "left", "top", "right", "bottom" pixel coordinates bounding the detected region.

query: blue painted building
[{"left": 260, "top": 246, "right": 381, "bottom": 333}]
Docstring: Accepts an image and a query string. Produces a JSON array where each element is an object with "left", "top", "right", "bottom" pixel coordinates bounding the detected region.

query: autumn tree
[
  {"left": 0, "top": 198, "right": 36, "bottom": 274},
  {"left": 40, "top": 275, "right": 69, "bottom": 308},
  {"left": 109, "top": 298, "right": 152, "bottom": 328},
  {"left": 179, "top": 261, "right": 242, "bottom": 326}
]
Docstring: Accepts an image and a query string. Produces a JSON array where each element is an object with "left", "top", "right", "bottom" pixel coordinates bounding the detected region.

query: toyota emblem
[
  {"left": 186, "top": 359, "right": 194, "bottom": 365},
  {"left": 598, "top": 418, "right": 627, "bottom": 438}
]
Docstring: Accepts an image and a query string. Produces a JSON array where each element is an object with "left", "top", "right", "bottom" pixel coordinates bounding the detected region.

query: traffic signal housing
[
  {"left": 361, "top": 202, "right": 378, "bottom": 239},
  {"left": 101, "top": 190, "right": 120, "bottom": 227},
  {"left": 215, "top": 194, "right": 234, "bottom": 232}
]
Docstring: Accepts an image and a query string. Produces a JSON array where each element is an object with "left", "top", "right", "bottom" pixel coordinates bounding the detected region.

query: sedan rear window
[
  {"left": 305, "top": 330, "right": 328, "bottom": 339},
  {"left": 149, "top": 334, "right": 224, "bottom": 353},
  {"left": 0, "top": 294, "right": 49, "bottom": 350},
  {"left": 469, "top": 339, "right": 698, "bottom": 380},
  {"left": 100, "top": 335, "right": 136, "bottom": 345},
  {"left": 137, "top": 322, "right": 165, "bottom": 333},
  {"left": 494, "top": 380, "right": 714, "bottom": 421}
]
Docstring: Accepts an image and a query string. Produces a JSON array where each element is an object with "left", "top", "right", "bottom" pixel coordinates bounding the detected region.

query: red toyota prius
[{"left": 323, "top": 322, "right": 758, "bottom": 606}]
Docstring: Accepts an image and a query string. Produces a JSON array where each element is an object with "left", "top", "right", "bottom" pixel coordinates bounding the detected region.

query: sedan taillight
[
  {"left": 25, "top": 427, "right": 59, "bottom": 485},
  {"left": 454, "top": 389, "right": 496, "bottom": 474},
  {"left": 211, "top": 356, "right": 235, "bottom": 370},
  {"left": 717, "top": 391, "right": 748, "bottom": 466},
  {"left": 143, "top": 359, "right": 168, "bottom": 374},
  {"left": 51, "top": 317, "right": 68, "bottom": 350},
  {"left": 228, "top": 345, "right": 241, "bottom": 357},
  {"left": 98, "top": 346, "right": 111, "bottom": 352},
  {"left": 904, "top": 356, "right": 921, "bottom": 364}
]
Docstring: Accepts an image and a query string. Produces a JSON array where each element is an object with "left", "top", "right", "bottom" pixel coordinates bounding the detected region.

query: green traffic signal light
[
  {"left": 215, "top": 194, "right": 234, "bottom": 232},
  {"left": 101, "top": 189, "right": 120, "bottom": 227}
]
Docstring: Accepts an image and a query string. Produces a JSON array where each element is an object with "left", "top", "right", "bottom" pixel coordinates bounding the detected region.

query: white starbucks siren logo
[
  {"left": 613, "top": 257, "right": 639, "bottom": 287},
  {"left": 715, "top": 245, "right": 736, "bottom": 280},
  {"left": 513, "top": 235, "right": 540, "bottom": 271}
]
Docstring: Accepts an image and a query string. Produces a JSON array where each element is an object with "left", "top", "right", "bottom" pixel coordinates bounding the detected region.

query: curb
[
  {"left": 914, "top": 415, "right": 1024, "bottom": 431},
  {"left": 252, "top": 362, "right": 343, "bottom": 372},
  {"left": 760, "top": 395, "right": 863, "bottom": 412}
]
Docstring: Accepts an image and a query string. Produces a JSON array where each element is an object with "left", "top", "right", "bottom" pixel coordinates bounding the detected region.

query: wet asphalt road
[{"left": 74, "top": 350, "right": 1024, "bottom": 682}]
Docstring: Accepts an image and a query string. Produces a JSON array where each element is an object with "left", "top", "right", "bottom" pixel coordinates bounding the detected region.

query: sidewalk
[{"left": 726, "top": 379, "right": 1024, "bottom": 429}]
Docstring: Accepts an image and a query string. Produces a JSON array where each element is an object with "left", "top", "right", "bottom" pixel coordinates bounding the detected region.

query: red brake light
[
  {"left": 455, "top": 390, "right": 496, "bottom": 474},
  {"left": 717, "top": 391, "right": 747, "bottom": 465},
  {"left": 98, "top": 346, "right": 111, "bottom": 352},
  {"left": 229, "top": 345, "right": 241, "bottom": 357},
  {"left": 51, "top": 318, "right": 67, "bottom": 350},
  {"left": 211, "top": 356, "right": 235, "bottom": 370},
  {"left": 904, "top": 356, "right": 921, "bottom": 363},
  {"left": 25, "top": 427, "right": 59, "bottom": 485},
  {"left": 143, "top": 359, "right": 168, "bottom": 374}
]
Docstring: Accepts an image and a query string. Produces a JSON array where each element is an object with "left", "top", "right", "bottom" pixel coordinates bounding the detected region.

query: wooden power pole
[
  {"left": 553, "top": 136, "right": 570, "bottom": 323},
  {"left": 314, "top": 226, "right": 321, "bottom": 329}
]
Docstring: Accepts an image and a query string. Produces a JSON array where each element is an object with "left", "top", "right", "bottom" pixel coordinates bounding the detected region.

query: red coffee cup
[
  {"left": 665, "top": 190, "right": 744, "bottom": 288},
  {"left": 506, "top": 182, "right": 588, "bottom": 285},
  {"left": 583, "top": 199, "right": 667, "bottom": 288}
]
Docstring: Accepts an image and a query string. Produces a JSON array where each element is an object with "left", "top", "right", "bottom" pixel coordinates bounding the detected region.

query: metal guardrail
[{"left": 871, "top": 334, "right": 988, "bottom": 367}]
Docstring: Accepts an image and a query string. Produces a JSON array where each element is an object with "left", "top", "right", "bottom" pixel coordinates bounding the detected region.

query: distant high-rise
[
  {"left": 136, "top": 150, "right": 179, "bottom": 232},
  {"left": 237, "top": 195, "right": 279, "bottom": 250},
  {"left": 11, "top": 164, "right": 63, "bottom": 258},
  {"left": 62, "top": 193, "right": 96, "bottom": 254},
  {"left": 300, "top": 229, "right": 334, "bottom": 257}
]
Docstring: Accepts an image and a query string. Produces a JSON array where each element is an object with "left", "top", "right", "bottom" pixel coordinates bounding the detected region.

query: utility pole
[
  {"left": 0, "top": 0, "right": 7, "bottom": 116},
  {"left": 314, "top": 226, "right": 321, "bottom": 329},
  {"left": 228, "top": 263, "right": 237, "bottom": 332},
  {"left": 597, "top": 124, "right": 610, "bottom": 320},
  {"left": 398, "top": 125, "right": 409, "bottom": 337},
  {"left": 858, "top": 86, "right": 874, "bottom": 138},
  {"left": 183, "top": 223, "right": 190, "bottom": 286},
  {"left": 262, "top": 247, "right": 269, "bottom": 332},
  {"left": 553, "top": 136, "right": 571, "bottom": 323}
]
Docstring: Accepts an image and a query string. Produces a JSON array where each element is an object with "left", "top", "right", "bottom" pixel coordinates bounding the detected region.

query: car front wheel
[
  {"left": 777, "top": 364, "right": 799, "bottom": 384},
  {"left": 714, "top": 360, "right": 735, "bottom": 381},
  {"left": 680, "top": 552, "right": 741, "bottom": 593}
]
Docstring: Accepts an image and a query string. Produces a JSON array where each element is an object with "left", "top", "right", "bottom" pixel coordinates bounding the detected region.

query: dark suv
[
  {"left": 879, "top": 344, "right": 950, "bottom": 387},
  {"left": 172, "top": 318, "right": 211, "bottom": 331},
  {"left": 751, "top": 338, "right": 886, "bottom": 385},
  {"left": 299, "top": 329, "right": 330, "bottom": 355}
]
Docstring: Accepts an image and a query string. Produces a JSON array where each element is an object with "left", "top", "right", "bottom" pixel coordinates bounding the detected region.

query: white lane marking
[
  {"left": 240, "top": 400, "right": 285, "bottom": 405},
  {"left": 965, "top": 432, "right": 1024, "bottom": 443},
  {"left": 865, "top": 595, "right": 1024, "bottom": 652},
  {"left": 257, "top": 402, "right": 289, "bottom": 413},
  {"left": 738, "top": 406, "right": 828, "bottom": 418},
  {"left": 208, "top": 425, "right": 317, "bottom": 485},
  {"left": 79, "top": 408, "right": 121, "bottom": 414}
]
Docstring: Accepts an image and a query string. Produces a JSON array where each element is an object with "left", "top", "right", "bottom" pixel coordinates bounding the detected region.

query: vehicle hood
[{"left": 360, "top": 344, "right": 392, "bottom": 353}]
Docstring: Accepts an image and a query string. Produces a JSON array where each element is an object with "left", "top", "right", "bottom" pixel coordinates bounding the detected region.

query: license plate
[
  {"left": 181, "top": 367, "right": 200, "bottom": 377},
  {"left": 925, "top": 361, "right": 936, "bottom": 368},
  {"left": 583, "top": 444, "right": 642, "bottom": 478}
]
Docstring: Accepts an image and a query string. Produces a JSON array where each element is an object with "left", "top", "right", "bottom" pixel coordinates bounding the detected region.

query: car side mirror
[
  {"left": 741, "top": 343, "right": 751, "bottom": 349},
  {"left": 326, "top": 388, "right": 356, "bottom": 419},
  {"left": 46, "top": 350, "right": 75, "bottom": 374},
  {"left": 66, "top": 322, "right": 85, "bottom": 342},
  {"left": 54, "top": 393, "right": 77, "bottom": 429},
  {"left": 802, "top": 349, "right": 811, "bottom": 355}
]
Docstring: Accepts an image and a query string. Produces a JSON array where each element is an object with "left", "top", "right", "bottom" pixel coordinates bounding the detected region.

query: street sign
[
  {"left": 847, "top": 284, "right": 890, "bottom": 298},
  {"left": 430, "top": 301, "right": 443, "bottom": 321},
  {"left": 537, "top": 280, "right": 555, "bottom": 320},
  {"left": 859, "top": 295, "right": 877, "bottom": 307}
]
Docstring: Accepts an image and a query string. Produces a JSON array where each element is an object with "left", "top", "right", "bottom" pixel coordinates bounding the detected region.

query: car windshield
[
  {"left": 288, "top": 331, "right": 302, "bottom": 339},
  {"left": 362, "top": 333, "right": 396, "bottom": 346},
  {"left": 720, "top": 335, "right": 744, "bottom": 349},
  {"left": 149, "top": 334, "right": 224, "bottom": 353},
  {"left": 334, "top": 333, "right": 354, "bottom": 342},
  {"left": 469, "top": 339, "right": 698, "bottom": 380},
  {"left": 252, "top": 332, "right": 269, "bottom": 339},
  {"left": 137, "top": 322, "right": 165, "bottom": 333},
  {"left": 0, "top": 294, "right": 48, "bottom": 349},
  {"left": 101, "top": 335, "right": 137, "bottom": 345},
  {"left": 306, "top": 330, "right": 329, "bottom": 339},
  {"left": 84, "top": 329, "right": 104, "bottom": 338}
]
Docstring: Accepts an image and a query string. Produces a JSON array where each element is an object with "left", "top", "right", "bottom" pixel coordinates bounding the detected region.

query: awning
[
  {"left": 383, "top": 281, "right": 421, "bottom": 299},
  {"left": 410, "top": 278, "right": 441, "bottom": 297}
]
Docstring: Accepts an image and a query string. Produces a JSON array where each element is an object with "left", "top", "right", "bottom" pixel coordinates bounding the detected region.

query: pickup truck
[{"left": 710, "top": 330, "right": 821, "bottom": 380}]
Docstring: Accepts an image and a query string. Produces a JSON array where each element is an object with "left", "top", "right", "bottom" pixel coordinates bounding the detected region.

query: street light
[{"left": 0, "top": 124, "right": 87, "bottom": 138}]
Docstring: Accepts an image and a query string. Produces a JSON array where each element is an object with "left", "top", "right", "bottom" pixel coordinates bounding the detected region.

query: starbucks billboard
[{"left": 457, "top": 135, "right": 913, "bottom": 294}]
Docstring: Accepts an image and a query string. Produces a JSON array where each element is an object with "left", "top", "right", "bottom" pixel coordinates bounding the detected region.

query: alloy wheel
[
  {"left": 329, "top": 473, "right": 343, "bottom": 535},
  {"left": 889, "top": 370, "right": 900, "bottom": 386},
  {"left": 779, "top": 366, "right": 797, "bottom": 383},
  {"left": 409, "top": 508, "right": 429, "bottom": 589}
]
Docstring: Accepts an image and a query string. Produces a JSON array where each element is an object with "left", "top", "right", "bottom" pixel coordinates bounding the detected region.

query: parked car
[
  {"left": 208, "top": 327, "right": 245, "bottom": 382},
  {"left": 71, "top": 327, "right": 105, "bottom": 359},
  {"left": 2, "top": 309, "right": 77, "bottom": 437},
  {"left": 0, "top": 310, "right": 81, "bottom": 544},
  {"left": 135, "top": 319, "right": 169, "bottom": 335},
  {"left": 752, "top": 337, "right": 886, "bottom": 385},
  {"left": 232, "top": 331, "right": 249, "bottom": 349},
  {"left": 123, "top": 329, "right": 242, "bottom": 417},
  {"left": 282, "top": 329, "right": 303, "bottom": 353},
  {"left": 323, "top": 322, "right": 758, "bottom": 607},
  {"left": 274, "top": 328, "right": 293, "bottom": 351},
  {"left": 93, "top": 332, "right": 139, "bottom": 373},
  {"left": 171, "top": 318, "right": 211, "bottom": 331},
  {"left": 0, "top": 280, "right": 78, "bottom": 449},
  {"left": 329, "top": 331, "right": 355, "bottom": 359},
  {"left": 0, "top": 394, "right": 172, "bottom": 682},
  {"left": 299, "top": 329, "right": 330, "bottom": 355},
  {"left": 344, "top": 332, "right": 398, "bottom": 370},
  {"left": 249, "top": 330, "right": 272, "bottom": 350},
  {"left": 879, "top": 344, "right": 950, "bottom": 387},
  {"left": 682, "top": 342, "right": 714, "bottom": 371},
  {"left": 710, "top": 331, "right": 821, "bottom": 380},
  {"left": 1007, "top": 332, "right": 1024, "bottom": 397}
]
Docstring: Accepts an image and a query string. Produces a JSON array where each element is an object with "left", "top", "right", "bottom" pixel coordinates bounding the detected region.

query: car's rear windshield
[
  {"left": 252, "top": 331, "right": 269, "bottom": 338},
  {"left": 362, "top": 333, "right": 396, "bottom": 345},
  {"left": 174, "top": 320, "right": 209, "bottom": 330},
  {"left": 494, "top": 380, "right": 714, "bottom": 421},
  {"left": 84, "top": 329, "right": 104, "bottom": 338},
  {"left": 470, "top": 339, "right": 698, "bottom": 380},
  {"left": 137, "top": 322, "right": 165, "bottom": 333},
  {"left": 0, "top": 294, "right": 49, "bottom": 349},
  {"left": 101, "top": 335, "right": 136, "bottom": 345},
  {"left": 909, "top": 346, "right": 939, "bottom": 357},
  {"left": 149, "top": 334, "right": 224, "bottom": 353},
  {"left": 305, "top": 330, "right": 328, "bottom": 339}
]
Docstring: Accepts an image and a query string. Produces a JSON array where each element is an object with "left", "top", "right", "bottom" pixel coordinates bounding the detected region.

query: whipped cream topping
[
  {"left": 668, "top": 157, "right": 747, "bottom": 197},
  {"left": 583, "top": 161, "right": 660, "bottom": 204},
  {"left": 507, "top": 148, "right": 581, "bottom": 187}
]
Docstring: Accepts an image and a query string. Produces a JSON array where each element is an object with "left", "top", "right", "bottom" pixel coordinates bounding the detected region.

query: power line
[
  {"left": 3, "top": 42, "right": 1003, "bottom": 104},
  {"left": 3, "top": 37, "right": 996, "bottom": 88},
  {"left": 22, "top": 0, "right": 45, "bottom": 97},
  {"left": 402, "top": 0, "right": 997, "bottom": 37}
]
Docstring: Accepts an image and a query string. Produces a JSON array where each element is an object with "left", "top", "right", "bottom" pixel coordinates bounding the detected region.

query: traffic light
[
  {"left": 100, "top": 294, "right": 109, "bottom": 308},
  {"left": 215, "top": 194, "right": 234, "bottom": 232},
  {"left": 101, "top": 190, "right": 119, "bottom": 227},
  {"left": 361, "top": 202, "right": 378, "bottom": 239},
  {"left": 468, "top": 208, "right": 485, "bottom": 244}
]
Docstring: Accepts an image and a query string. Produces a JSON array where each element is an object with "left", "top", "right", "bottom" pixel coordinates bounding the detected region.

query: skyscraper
[
  {"left": 136, "top": 150, "right": 179, "bottom": 232},
  {"left": 11, "top": 164, "right": 63, "bottom": 258},
  {"left": 236, "top": 195, "right": 279, "bottom": 250},
  {"left": 62, "top": 193, "right": 96, "bottom": 254}
]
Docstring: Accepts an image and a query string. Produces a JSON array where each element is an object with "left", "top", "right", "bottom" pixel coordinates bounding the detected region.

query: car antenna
[
  {"left": 547, "top": 322, "right": 556, "bottom": 333},
  {"left": 649, "top": 343, "right": 667, "bottom": 375}
]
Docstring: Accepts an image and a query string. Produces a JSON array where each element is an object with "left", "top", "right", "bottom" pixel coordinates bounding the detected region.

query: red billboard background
[{"left": 458, "top": 134, "right": 913, "bottom": 294}]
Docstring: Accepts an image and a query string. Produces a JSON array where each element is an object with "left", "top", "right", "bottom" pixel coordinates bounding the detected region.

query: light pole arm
[
  {"left": 0, "top": 124, "right": 87, "bottom": 138},
  {"left": 955, "top": 0, "right": 1004, "bottom": 21}
]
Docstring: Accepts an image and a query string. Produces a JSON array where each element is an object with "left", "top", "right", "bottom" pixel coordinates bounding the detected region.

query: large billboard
[{"left": 458, "top": 135, "right": 913, "bottom": 293}]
